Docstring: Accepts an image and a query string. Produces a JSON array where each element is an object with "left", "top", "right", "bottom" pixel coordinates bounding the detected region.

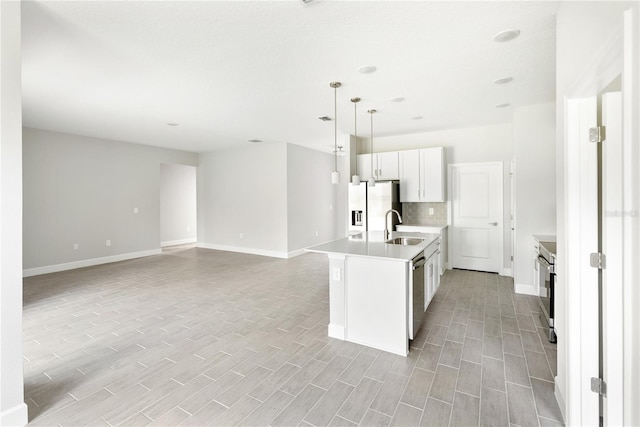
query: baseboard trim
[
  {"left": 197, "top": 243, "right": 289, "bottom": 259},
  {"left": 555, "top": 380, "right": 566, "bottom": 423},
  {"left": 328, "top": 324, "right": 345, "bottom": 340},
  {"left": 1, "top": 402, "right": 28, "bottom": 427},
  {"left": 23, "top": 249, "right": 162, "bottom": 278},
  {"left": 515, "top": 282, "right": 538, "bottom": 296},
  {"left": 161, "top": 238, "right": 196, "bottom": 247},
  {"left": 287, "top": 248, "right": 307, "bottom": 258},
  {"left": 500, "top": 268, "right": 513, "bottom": 277}
]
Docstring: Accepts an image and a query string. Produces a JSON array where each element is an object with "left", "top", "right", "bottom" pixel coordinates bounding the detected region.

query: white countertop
[
  {"left": 306, "top": 231, "right": 440, "bottom": 261},
  {"left": 396, "top": 224, "right": 447, "bottom": 232},
  {"left": 533, "top": 234, "right": 556, "bottom": 243}
]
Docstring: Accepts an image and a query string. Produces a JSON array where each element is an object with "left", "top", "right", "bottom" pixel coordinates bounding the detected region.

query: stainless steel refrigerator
[{"left": 348, "top": 180, "right": 402, "bottom": 234}]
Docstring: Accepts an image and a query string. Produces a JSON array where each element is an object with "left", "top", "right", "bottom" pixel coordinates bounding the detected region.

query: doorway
[
  {"left": 160, "top": 163, "right": 197, "bottom": 247},
  {"left": 448, "top": 162, "right": 503, "bottom": 273}
]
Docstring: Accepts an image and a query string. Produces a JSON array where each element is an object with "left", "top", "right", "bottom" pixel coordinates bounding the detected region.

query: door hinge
[
  {"left": 590, "top": 252, "right": 606, "bottom": 269},
  {"left": 589, "top": 126, "right": 606, "bottom": 143},
  {"left": 591, "top": 377, "right": 607, "bottom": 396}
]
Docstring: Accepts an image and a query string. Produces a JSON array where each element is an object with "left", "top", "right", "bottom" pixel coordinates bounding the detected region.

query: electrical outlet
[
  {"left": 106, "top": 240, "right": 111, "bottom": 247},
  {"left": 133, "top": 207, "right": 139, "bottom": 214},
  {"left": 187, "top": 226, "right": 190, "bottom": 232},
  {"left": 429, "top": 208, "right": 434, "bottom": 215},
  {"left": 239, "top": 233, "right": 244, "bottom": 239},
  {"left": 332, "top": 267, "right": 341, "bottom": 281},
  {"left": 73, "top": 243, "right": 79, "bottom": 250},
  {"left": 315, "top": 231, "right": 319, "bottom": 237}
]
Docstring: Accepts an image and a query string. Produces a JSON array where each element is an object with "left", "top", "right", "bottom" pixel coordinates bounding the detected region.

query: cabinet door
[
  {"left": 357, "top": 154, "right": 374, "bottom": 181},
  {"left": 399, "top": 149, "right": 421, "bottom": 202},
  {"left": 421, "top": 147, "right": 445, "bottom": 202},
  {"left": 439, "top": 228, "right": 448, "bottom": 274},
  {"left": 376, "top": 152, "right": 399, "bottom": 180}
]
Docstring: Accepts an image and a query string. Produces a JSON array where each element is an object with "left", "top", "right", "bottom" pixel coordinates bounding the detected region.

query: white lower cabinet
[
  {"left": 423, "top": 238, "right": 441, "bottom": 309},
  {"left": 398, "top": 225, "right": 448, "bottom": 274}
]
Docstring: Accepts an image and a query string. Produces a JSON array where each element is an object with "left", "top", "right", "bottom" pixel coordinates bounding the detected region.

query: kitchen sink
[{"left": 385, "top": 237, "right": 425, "bottom": 245}]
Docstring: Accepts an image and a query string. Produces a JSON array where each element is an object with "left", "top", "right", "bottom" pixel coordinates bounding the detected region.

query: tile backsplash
[{"left": 401, "top": 202, "right": 447, "bottom": 226}]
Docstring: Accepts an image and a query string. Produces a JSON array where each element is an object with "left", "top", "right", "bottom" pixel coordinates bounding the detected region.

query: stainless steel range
[{"left": 536, "top": 240, "right": 557, "bottom": 343}]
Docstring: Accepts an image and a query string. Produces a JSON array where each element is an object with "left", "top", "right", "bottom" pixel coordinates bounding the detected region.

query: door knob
[{"left": 489, "top": 222, "right": 498, "bottom": 226}]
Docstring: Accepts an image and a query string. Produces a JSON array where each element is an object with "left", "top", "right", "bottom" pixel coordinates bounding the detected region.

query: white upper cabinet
[
  {"left": 357, "top": 153, "right": 374, "bottom": 181},
  {"left": 421, "top": 147, "right": 445, "bottom": 202},
  {"left": 399, "top": 149, "right": 422, "bottom": 202},
  {"left": 376, "top": 152, "right": 399, "bottom": 180},
  {"left": 357, "top": 152, "right": 399, "bottom": 181},
  {"left": 398, "top": 147, "right": 445, "bottom": 202}
]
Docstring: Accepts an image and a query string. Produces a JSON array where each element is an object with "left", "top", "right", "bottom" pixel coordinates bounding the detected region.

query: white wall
[
  {"left": 0, "top": 1, "right": 28, "bottom": 425},
  {"left": 513, "top": 103, "right": 556, "bottom": 293},
  {"left": 197, "top": 142, "right": 338, "bottom": 257},
  {"left": 22, "top": 128, "right": 198, "bottom": 276},
  {"left": 160, "top": 163, "right": 197, "bottom": 246},
  {"left": 371, "top": 123, "right": 514, "bottom": 272},
  {"left": 197, "top": 143, "right": 289, "bottom": 256},
  {"left": 556, "top": 1, "right": 639, "bottom": 424},
  {"left": 287, "top": 144, "right": 336, "bottom": 253}
]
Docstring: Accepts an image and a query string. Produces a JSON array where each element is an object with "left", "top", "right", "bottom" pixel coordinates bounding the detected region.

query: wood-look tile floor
[{"left": 23, "top": 245, "right": 563, "bottom": 426}]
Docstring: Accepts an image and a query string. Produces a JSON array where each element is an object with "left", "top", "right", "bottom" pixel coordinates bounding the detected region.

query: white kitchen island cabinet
[
  {"left": 397, "top": 224, "right": 448, "bottom": 276},
  {"left": 306, "top": 231, "right": 440, "bottom": 356}
]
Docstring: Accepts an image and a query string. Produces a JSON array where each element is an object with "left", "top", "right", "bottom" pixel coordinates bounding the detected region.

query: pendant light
[
  {"left": 330, "top": 81, "right": 341, "bottom": 184},
  {"left": 367, "top": 109, "right": 377, "bottom": 187},
  {"left": 351, "top": 97, "right": 361, "bottom": 185}
]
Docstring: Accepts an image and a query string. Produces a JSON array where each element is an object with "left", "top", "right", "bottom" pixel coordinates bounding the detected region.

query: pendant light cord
[
  {"left": 334, "top": 85, "right": 338, "bottom": 173},
  {"left": 370, "top": 111, "right": 374, "bottom": 177},
  {"left": 354, "top": 100, "right": 358, "bottom": 175}
]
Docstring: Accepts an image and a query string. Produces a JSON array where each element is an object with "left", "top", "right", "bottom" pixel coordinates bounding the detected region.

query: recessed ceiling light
[
  {"left": 248, "top": 139, "right": 262, "bottom": 143},
  {"left": 166, "top": 122, "right": 179, "bottom": 126},
  {"left": 495, "top": 103, "right": 511, "bottom": 108},
  {"left": 358, "top": 65, "right": 377, "bottom": 74},
  {"left": 410, "top": 116, "right": 424, "bottom": 120},
  {"left": 493, "top": 77, "right": 514, "bottom": 85},
  {"left": 493, "top": 29, "right": 520, "bottom": 42},
  {"left": 390, "top": 97, "right": 405, "bottom": 103}
]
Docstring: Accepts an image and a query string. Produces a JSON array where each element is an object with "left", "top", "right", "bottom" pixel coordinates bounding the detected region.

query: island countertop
[{"left": 306, "top": 231, "right": 440, "bottom": 261}]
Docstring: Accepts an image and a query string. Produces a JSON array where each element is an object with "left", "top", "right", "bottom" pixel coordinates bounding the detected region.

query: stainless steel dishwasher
[{"left": 409, "top": 253, "right": 426, "bottom": 340}]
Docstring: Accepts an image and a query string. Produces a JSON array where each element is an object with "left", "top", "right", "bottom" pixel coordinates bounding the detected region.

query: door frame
[
  {"left": 562, "top": 7, "right": 638, "bottom": 425},
  {"left": 447, "top": 161, "right": 504, "bottom": 275}
]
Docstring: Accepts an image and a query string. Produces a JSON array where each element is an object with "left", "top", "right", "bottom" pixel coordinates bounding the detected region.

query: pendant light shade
[
  {"left": 330, "top": 82, "right": 341, "bottom": 184},
  {"left": 368, "top": 109, "right": 377, "bottom": 187},
  {"left": 351, "top": 97, "right": 361, "bottom": 186}
]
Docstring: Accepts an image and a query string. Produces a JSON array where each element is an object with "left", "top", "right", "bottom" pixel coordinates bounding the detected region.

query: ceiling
[{"left": 21, "top": 1, "right": 558, "bottom": 154}]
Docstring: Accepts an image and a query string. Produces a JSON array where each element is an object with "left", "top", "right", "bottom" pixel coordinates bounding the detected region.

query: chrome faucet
[{"left": 384, "top": 209, "right": 402, "bottom": 240}]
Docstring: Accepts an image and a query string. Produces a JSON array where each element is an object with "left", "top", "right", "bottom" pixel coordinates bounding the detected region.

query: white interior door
[
  {"left": 449, "top": 162, "right": 503, "bottom": 273},
  {"left": 602, "top": 91, "right": 623, "bottom": 426}
]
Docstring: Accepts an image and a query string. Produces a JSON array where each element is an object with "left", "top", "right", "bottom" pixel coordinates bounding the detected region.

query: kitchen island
[{"left": 306, "top": 231, "right": 440, "bottom": 356}]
